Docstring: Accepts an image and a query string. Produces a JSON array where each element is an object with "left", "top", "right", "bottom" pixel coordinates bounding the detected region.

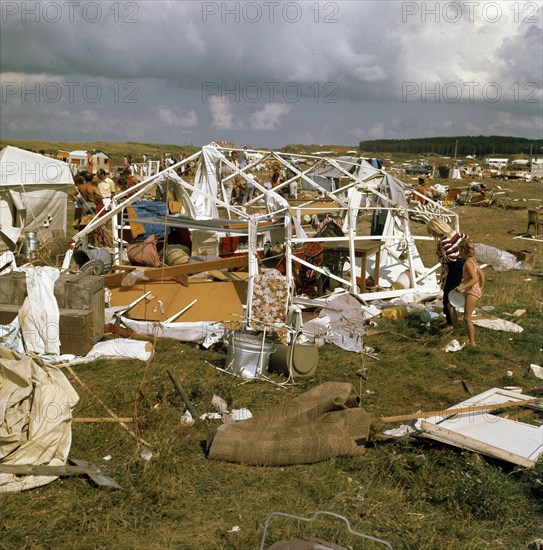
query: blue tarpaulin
[{"left": 130, "top": 200, "right": 169, "bottom": 238}]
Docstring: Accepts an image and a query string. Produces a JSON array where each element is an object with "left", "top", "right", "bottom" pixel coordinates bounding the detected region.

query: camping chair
[
  {"left": 316, "top": 247, "right": 350, "bottom": 296},
  {"left": 527, "top": 209, "right": 543, "bottom": 236}
]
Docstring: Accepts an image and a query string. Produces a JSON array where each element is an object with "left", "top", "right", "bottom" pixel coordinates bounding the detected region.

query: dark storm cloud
[{"left": 1, "top": 1, "right": 541, "bottom": 145}]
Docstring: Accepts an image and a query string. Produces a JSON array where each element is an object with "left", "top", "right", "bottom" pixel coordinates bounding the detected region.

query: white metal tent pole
[
  {"left": 285, "top": 215, "right": 293, "bottom": 283},
  {"left": 326, "top": 160, "right": 392, "bottom": 206},
  {"left": 218, "top": 151, "right": 273, "bottom": 186},
  {"left": 270, "top": 153, "right": 350, "bottom": 209},
  {"left": 74, "top": 176, "right": 161, "bottom": 241},
  {"left": 73, "top": 150, "right": 202, "bottom": 241},
  {"left": 243, "top": 160, "right": 324, "bottom": 209},
  {"left": 347, "top": 199, "right": 359, "bottom": 293},
  {"left": 246, "top": 217, "right": 259, "bottom": 327},
  {"left": 401, "top": 212, "right": 418, "bottom": 289},
  {"left": 111, "top": 204, "right": 121, "bottom": 264},
  {"left": 261, "top": 157, "right": 323, "bottom": 198}
]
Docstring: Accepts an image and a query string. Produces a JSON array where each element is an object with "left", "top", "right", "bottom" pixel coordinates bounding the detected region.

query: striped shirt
[{"left": 441, "top": 231, "right": 467, "bottom": 262}]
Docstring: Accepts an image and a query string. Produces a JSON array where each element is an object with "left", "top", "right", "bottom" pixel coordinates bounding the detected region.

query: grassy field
[
  {"left": 0, "top": 139, "right": 199, "bottom": 167},
  {"left": 1, "top": 152, "right": 542, "bottom": 548}
]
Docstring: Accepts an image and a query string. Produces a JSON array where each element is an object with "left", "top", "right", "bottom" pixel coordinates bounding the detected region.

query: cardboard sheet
[{"left": 109, "top": 280, "right": 246, "bottom": 323}]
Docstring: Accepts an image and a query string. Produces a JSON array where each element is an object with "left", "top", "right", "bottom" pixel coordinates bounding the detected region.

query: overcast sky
[{"left": 1, "top": 1, "right": 542, "bottom": 148}]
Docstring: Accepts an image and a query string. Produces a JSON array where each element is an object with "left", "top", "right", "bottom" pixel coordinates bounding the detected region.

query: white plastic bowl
[{"left": 448, "top": 289, "right": 465, "bottom": 310}]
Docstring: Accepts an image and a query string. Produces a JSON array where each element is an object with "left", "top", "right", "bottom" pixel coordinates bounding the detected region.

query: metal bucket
[
  {"left": 225, "top": 330, "right": 275, "bottom": 379},
  {"left": 269, "top": 343, "right": 319, "bottom": 379}
]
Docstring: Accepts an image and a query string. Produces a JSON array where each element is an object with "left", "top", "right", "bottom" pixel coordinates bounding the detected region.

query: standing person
[
  {"left": 80, "top": 172, "right": 103, "bottom": 214},
  {"left": 427, "top": 218, "right": 468, "bottom": 332},
  {"left": 456, "top": 240, "right": 484, "bottom": 346},
  {"left": 271, "top": 163, "right": 281, "bottom": 191},
  {"left": 238, "top": 147, "right": 248, "bottom": 169},
  {"left": 123, "top": 168, "right": 138, "bottom": 189},
  {"left": 86, "top": 151, "right": 93, "bottom": 174},
  {"left": 242, "top": 173, "right": 256, "bottom": 205},
  {"left": 221, "top": 152, "right": 238, "bottom": 204},
  {"left": 96, "top": 169, "right": 115, "bottom": 209}
]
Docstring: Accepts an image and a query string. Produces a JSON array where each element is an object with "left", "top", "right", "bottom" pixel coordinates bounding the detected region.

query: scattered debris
[
  {"left": 531, "top": 364, "right": 543, "bottom": 380},
  {"left": 443, "top": 339, "right": 466, "bottom": 353},
  {"left": 180, "top": 411, "right": 195, "bottom": 426}
]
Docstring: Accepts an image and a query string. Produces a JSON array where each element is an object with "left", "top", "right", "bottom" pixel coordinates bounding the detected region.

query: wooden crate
[
  {"left": 0, "top": 305, "right": 95, "bottom": 355},
  {"left": 54, "top": 274, "right": 105, "bottom": 341},
  {"left": 0, "top": 271, "right": 104, "bottom": 353},
  {"left": 0, "top": 272, "right": 27, "bottom": 306}
]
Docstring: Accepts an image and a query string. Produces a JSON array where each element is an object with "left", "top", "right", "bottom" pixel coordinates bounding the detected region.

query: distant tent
[
  {"left": 451, "top": 168, "right": 462, "bottom": 179},
  {"left": 0, "top": 146, "right": 74, "bottom": 250}
]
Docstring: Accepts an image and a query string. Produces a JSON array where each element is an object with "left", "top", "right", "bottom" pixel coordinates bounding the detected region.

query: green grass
[
  {"left": 0, "top": 138, "right": 199, "bottom": 168},
  {"left": 1, "top": 149, "right": 542, "bottom": 549}
]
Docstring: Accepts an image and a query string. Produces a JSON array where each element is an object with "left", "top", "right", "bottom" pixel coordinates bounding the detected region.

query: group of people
[
  {"left": 220, "top": 151, "right": 256, "bottom": 205},
  {"left": 70, "top": 168, "right": 119, "bottom": 217},
  {"left": 427, "top": 218, "right": 485, "bottom": 347}
]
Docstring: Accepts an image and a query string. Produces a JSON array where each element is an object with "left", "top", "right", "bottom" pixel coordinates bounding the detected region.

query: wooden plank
[
  {"left": 0, "top": 459, "right": 123, "bottom": 488},
  {"left": 381, "top": 398, "right": 541, "bottom": 423},
  {"left": 0, "top": 464, "right": 99, "bottom": 476},
  {"left": 104, "top": 255, "right": 248, "bottom": 286},
  {"left": 70, "top": 458, "right": 122, "bottom": 490},
  {"left": 73, "top": 417, "right": 134, "bottom": 423}
]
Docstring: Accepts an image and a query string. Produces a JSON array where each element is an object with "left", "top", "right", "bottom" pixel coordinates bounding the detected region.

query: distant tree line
[{"left": 359, "top": 136, "right": 543, "bottom": 157}]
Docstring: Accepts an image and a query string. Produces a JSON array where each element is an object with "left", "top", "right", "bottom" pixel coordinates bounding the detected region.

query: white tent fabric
[
  {"left": 0, "top": 347, "right": 79, "bottom": 492},
  {"left": 154, "top": 169, "right": 198, "bottom": 219},
  {"left": 356, "top": 159, "right": 381, "bottom": 181},
  {"left": 451, "top": 168, "right": 462, "bottom": 179},
  {"left": 351, "top": 172, "right": 438, "bottom": 293},
  {"left": 374, "top": 212, "right": 437, "bottom": 291},
  {"left": 192, "top": 145, "right": 222, "bottom": 219},
  {"left": 0, "top": 146, "right": 73, "bottom": 249},
  {"left": 0, "top": 146, "right": 73, "bottom": 186}
]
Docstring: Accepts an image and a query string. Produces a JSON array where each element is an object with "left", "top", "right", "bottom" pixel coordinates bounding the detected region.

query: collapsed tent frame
[{"left": 72, "top": 143, "right": 457, "bottom": 322}]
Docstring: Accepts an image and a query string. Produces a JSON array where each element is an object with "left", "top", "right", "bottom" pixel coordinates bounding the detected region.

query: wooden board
[
  {"left": 0, "top": 459, "right": 122, "bottom": 489},
  {"left": 104, "top": 255, "right": 248, "bottom": 286},
  {"left": 0, "top": 272, "right": 27, "bottom": 306}
]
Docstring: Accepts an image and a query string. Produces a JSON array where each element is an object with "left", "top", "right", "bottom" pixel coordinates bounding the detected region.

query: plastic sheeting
[
  {"left": 0, "top": 347, "right": 79, "bottom": 492},
  {"left": 302, "top": 293, "right": 378, "bottom": 352},
  {"left": 86, "top": 338, "right": 154, "bottom": 361},
  {"left": 475, "top": 243, "right": 533, "bottom": 272},
  {"left": 128, "top": 201, "right": 169, "bottom": 238}
]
